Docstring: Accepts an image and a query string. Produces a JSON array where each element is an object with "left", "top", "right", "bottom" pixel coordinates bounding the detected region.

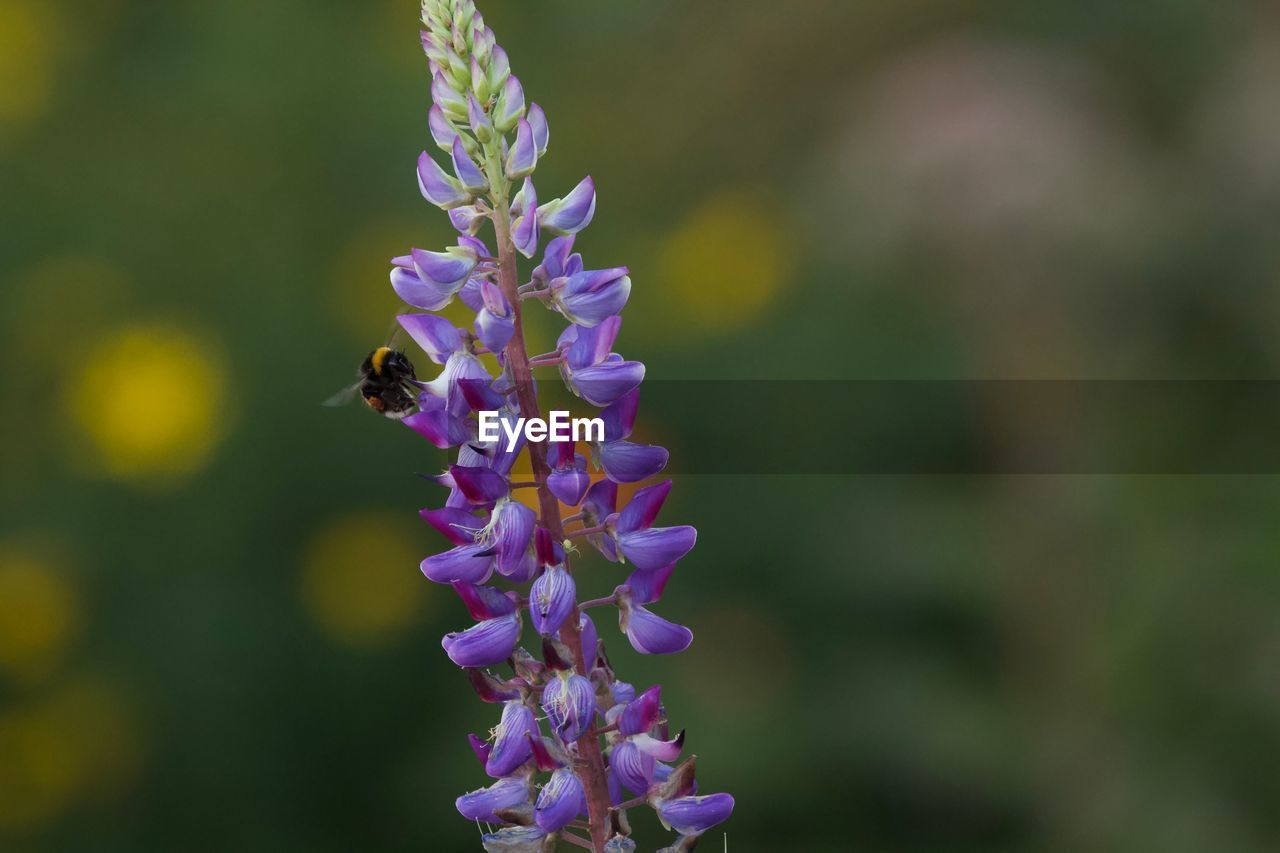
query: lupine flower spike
[{"left": 369, "top": 2, "right": 734, "bottom": 849}]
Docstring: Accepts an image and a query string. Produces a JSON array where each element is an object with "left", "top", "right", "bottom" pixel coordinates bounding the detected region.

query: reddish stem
[{"left": 493, "top": 205, "right": 613, "bottom": 853}]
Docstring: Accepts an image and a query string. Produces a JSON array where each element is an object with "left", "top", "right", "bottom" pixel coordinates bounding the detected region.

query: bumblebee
[{"left": 324, "top": 346, "right": 421, "bottom": 418}]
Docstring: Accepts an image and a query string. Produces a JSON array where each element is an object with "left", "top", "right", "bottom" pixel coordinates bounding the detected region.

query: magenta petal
[
  {"left": 422, "top": 543, "right": 494, "bottom": 584},
  {"left": 617, "top": 525, "right": 696, "bottom": 570},
  {"left": 534, "top": 768, "right": 584, "bottom": 833},
  {"left": 420, "top": 506, "right": 483, "bottom": 545},
  {"left": 599, "top": 440, "right": 668, "bottom": 484},
  {"left": 529, "top": 565, "right": 575, "bottom": 637},
  {"left": 453, "top": 581, "right": 518, "bottom": 621},
  {"left": 398, "top": 313, "right": 462, "bottom": 364},
  {"left": 448, "top": 464, "right": 510, "bottom": 505},
  {"left": 467, "top": 732, "right": 492, "bottom": 765},
  {"left": 441, "top": 615, "right": 520, "bottom": 668},
  {"left": 617, "top": 480, "right": 673, "bottom": 534},
  {"left": 618, "top": 685, "right": 663, "bottom": 736},
  {"left": 621, "top": 604, "right": 693, "bottom": 655},
  {"left": 403, "top": 408, "right": 468, "bottom": 448},
  {"left": 456, "top": 777, "right": 529, "bottom": 823},
  {"left": 485, "top": 700, "right": 536, "bottom": 777}
]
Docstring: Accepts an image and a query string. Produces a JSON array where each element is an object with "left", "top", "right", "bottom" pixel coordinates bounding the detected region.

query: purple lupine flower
[
  {"left": 534, "top": 767, "right": 585, "bottom": 832},
  {"left": 529, "top": 564, "right": 574, "bottom": 636},
  {"left": 485, "top": 700, "right": 537, "bottom": 777},
  {"left": 542, "top": 671, "right": 596, "bottom": 742},
  {"left": 657, "top": 793, "right": 736, "bottom": 837},
  {"left": 456, "top": 776, "right": 530, "bottom": 822},
  {"left": 360, "top": 2, "right": 730, "bottom": 846},
  {"left": 539, "top": 176, "right": 597, "bottom": 236},
  {"left": 442, "top": 614, "right": 521, "bottom": 667}
]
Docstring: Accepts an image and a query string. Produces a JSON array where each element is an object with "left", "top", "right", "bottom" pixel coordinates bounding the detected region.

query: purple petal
[
  {"left": 390, "top": 265, "right": 455, "bottom": 311},
  {"left": 533, "top": 235, "right": 575, "bottom": 283},
  {"left": 430, "top": 71, "right": 467, "bottom": 116},
  {"left": 529, "top": 565, "right": 575, "bottom": 637},
  {"left": 611, "top": 680, "right": 636, "bottom": 705},
  {"left": 540, "top": 176, "right": 597, "bottom": 236},
  {"left": 428, "top": 103, "right": 460, "bottom": 151},
  {"left": 575, "top": 612, "right": 599, "bottom": 668},
  {"left": 546, "top": 457, "right": 590, "bottom": 507},
  {"left": 534, "top": 768, "right": 585, "bottom": 833},
  {"left": 467, "top": 92, "right": 493, "bottom": 140},
  {"left": 568, "top": 361, "right": 645, "bottom": 407},
  {"left": 441, "top": 615, "right": 521, "bottom": 668},
  {"left": 599, "top": 440, "right": 668, "bottom": 484},
  {"left": 494, "top": 75, "right": 526, "bottom": 132},
  {"left": 411, "top": 246, "right": 478, "bottom": 288},
  {"left": 398, "top": 313, "right": 463, "bottom": 364},
  {"left": 417, "top": 150, "right": 470, "bottom": 209},
  {"left": 581, "top": 479, "right": 618, "bottom": 525},
  {"left": 505, "top": 118, "right": 538, "bottom": 180},
  {"left": 511, "top": 179, "right": 539, "bottom": 258},
  {"left": 657, "top": 793, "right": 735, "bottom": 836},
  {"left": 494, "top": 499, "right": 536, "bottom": 576},
  {"left": 617, "top": 525, "right": 696, "bottom": 571},
  {"left": 600, "top": 389, "right": 640, "bottom": 442},
  {"left": 475, "top": 305, "right": 515, "bottom": 354},
  {"left": 452, "top": 137, "right": 488, "bottom": 192},
  {"left": 542, "top": 673, "right": 596, "bottom": 743},
  {"left": 624, "top": 563, "right": 676, "bottom": 606},
  {"left": 485, "top": 700, "right": 536, "bottom": 777},
  {"left": 453, "top": 582, "right": 518, "bottom": 621},
  {"left": 527, "top": 103, "right": 549, "bottom": 155},
  {"left": 456, "top": 777, "right": 529, "bottom": 823},
  {"left": 564, "top": 316, "right": 622, "bottom": 370},
  {"left": 618, "top": 480, "right": 672, "bottom": 533},
  {"left": 620, "top": 604, "right": 693, "bottom": 655},
  {"left": 422, "top": 543, "right": 494, "bottom": 584},
  {"left": 609, "top": 739, "right": 654, "bottom": 796},
  {"left": 448, "top": 205, "right": 487, "bottom": 235}
]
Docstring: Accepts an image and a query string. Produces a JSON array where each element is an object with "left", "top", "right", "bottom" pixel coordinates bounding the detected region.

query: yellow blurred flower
[
  {"left": 0, "top": 551, "right": 79, "bottom": 683},
  {"left": 301, "top": 512, "right": 430, "bottom": 647},
  {"left": 64, "top": 324, "right": 230, "bottom": 483},
  {"left": 656, "top": 190, "right": 792, "bottom": 335},
  {"left": 0, "top": 0, "right": 57, "bottom": 125},
  {"left": 0, "top": 678, "right": 141, "bottom": 830}
]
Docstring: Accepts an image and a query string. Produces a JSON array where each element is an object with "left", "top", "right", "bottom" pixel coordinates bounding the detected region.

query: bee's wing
[{"left": 322, "top": 381, "right": 363, "bottom": 408}]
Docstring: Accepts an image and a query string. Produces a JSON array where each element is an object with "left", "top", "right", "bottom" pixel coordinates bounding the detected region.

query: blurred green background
[{"left": 3, "top": 0, "right": 1280, "bottom": 850}]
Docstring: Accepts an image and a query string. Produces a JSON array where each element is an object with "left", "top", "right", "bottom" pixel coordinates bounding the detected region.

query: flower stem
[{"left": 489, "top": 169, "right": 613, "bottom": 853}]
